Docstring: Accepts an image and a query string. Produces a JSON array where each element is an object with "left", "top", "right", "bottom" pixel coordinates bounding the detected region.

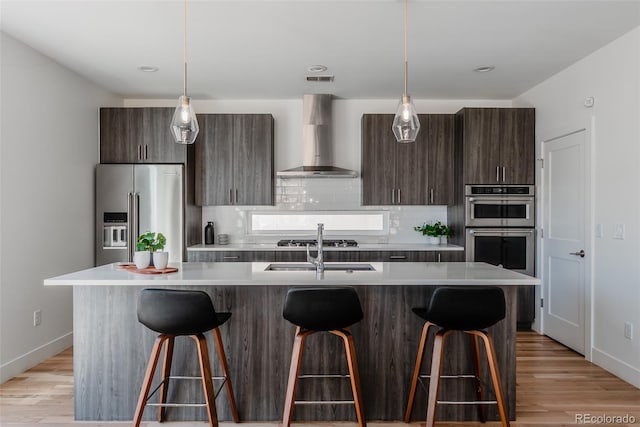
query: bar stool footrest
[
  {"left": 146, "top": 402, "right": 207, "bottom": 408},
  {"left": 295, "top": 400, "right": 355, "bottom": 405},
  {"left": 437, "top": 400, "right": 498, "bottom": 405}
]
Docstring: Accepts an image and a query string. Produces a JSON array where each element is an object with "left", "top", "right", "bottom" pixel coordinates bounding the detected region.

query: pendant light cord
[
  {"left": 183, "top": 0, "right": 187, "bottom": 97},
  {"left": 403, "top": 0, "right": 408, "bottom": 98}
]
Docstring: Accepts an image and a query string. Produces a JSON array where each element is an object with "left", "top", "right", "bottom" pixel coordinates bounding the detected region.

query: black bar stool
[
  {"left": 133, "top": 288, "right": 239, "bottom": 427},
  {"left": 404, "top": 286, "right": 509, "bottom": 427},
  {"left": 282, "top": 287, "right": 366, "bottom": 427}
]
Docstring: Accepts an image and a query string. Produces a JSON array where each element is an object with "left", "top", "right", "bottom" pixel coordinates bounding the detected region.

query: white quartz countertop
[
  {"left": 44, "top": 262, "right": 539, "bottom": 287},
  {"left": 187, "top": 243, "right": 464, "bottom": 252}
]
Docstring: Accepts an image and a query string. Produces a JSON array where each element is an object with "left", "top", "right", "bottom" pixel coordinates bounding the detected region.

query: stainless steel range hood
[{"left": 277, "top": 94, "right": 358, "bottom": 178}]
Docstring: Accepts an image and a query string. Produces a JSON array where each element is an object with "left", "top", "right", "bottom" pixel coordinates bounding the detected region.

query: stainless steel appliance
[
  {"left": 464, "top": 184, "right": 535, "bottom": 275},
  {"left": 96, "top": 164, "right": 184, "bottom": 266},
  {"left": 465, "top": 184, "right": 535, "bottom": 227},
  {"left": 277, "top": 94, "right": 358, "bottom": 178},
  {"left": 465, "top": 228, "right": 535, "bottom": 276}
]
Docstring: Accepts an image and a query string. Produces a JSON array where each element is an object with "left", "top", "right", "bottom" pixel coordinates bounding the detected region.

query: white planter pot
[
  {"left": 427, "top": 236, "right": 440, "bottom": 245},
  {"left": 133, "top": 251, "right": 151, "bottom": 269},
  {"left": 439, "top": 236, "right": 448, "bottom": 245},
  {"left": 153, "top": 252, "right": 169, "bottom": 270}
]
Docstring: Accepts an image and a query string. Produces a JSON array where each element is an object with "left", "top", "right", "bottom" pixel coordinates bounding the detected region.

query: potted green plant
[
  {"left": 436, "top": 222, "right": 452, "bottom": 244},
  {"left": 135, "top": 232, "right": 167, "bottom": 269},
  {"left": 414, "top": 221, "right": 451, "bottom": 245}
]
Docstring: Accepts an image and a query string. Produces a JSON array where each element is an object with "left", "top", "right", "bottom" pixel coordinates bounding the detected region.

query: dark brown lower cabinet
[
  {"left": 189, "top": 250, "right": 465, "bottom": 263},
  {"left": 188, "top": 251, "right": 275, "bottom": 262},
  {"left": 517, "top": 287, "right": 536, "bottom": 330},
  {"left": 436, "top": 251, "right": 465, "bottom": 262},
  {"left": 274, "top": 251, "right": 307, "bottom": 262}
]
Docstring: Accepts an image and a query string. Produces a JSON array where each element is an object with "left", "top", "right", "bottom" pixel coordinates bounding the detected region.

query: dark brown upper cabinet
[
  {"left": 457, "top": 108, "right": 535, "bottom": 185},
  {"left": 361, "top": 114, "right": 455, "bottom": 206},
  {"left": 100, "top": 107, "right": 186, "bottom": 164},
  {"left": 195, "top": 114, "right": 274, "bottom": 206},
  {"left": 423, "top": 114, "right": 455, "bottom": 205}
]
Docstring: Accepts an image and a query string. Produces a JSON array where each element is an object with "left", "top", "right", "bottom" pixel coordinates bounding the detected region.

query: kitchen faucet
[{"left": 307, "top": 223, "right": 324, "bottom": 276}]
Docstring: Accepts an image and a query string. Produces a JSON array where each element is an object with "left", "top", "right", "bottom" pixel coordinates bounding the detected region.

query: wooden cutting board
[{"left": 116, "top": 264, "right": 178, "bottom": 274}]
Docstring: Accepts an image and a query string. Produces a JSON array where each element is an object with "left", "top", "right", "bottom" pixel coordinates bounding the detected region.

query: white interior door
[{"left": 543, "top": 129, "right": 587, "bottom": 354}]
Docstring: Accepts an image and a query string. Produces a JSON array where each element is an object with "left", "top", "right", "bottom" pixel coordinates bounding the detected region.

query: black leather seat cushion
[
  {"left": 283, "top": 287, "right": 363, "bottom": 331},
  {"left": 137, "top": 289, "right": 230, "bottom": 335},
  {"left": 412, "top": 286, "right": 505, "bottom": 330}
]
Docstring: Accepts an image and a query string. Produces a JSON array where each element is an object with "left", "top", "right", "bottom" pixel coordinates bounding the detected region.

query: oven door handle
[
  {"left": 468, "top": 229, "right": 535, "bottom": 235},
  {"left": 467, "top": 197, "right": 534, "bottom": 203}
]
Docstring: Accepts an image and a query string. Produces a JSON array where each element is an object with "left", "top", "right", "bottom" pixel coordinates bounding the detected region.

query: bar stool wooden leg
[
  {"left": 473, "top": 331, "right": 510, "bottom": 427},
  {"left": 157, "top": 336, "right": 174, "bottom": 422},
  {"left": 468, "top": 333, "right": 486, "bottom": 422},
  {"left": 133, "top": 335, "right": 167, "bottom": 427},
  {"left": 282, "top": 327, "right": 313, "bottom": 427},
  {"left": 332, "top": 329, "right": 366, "bottom": 427},
  {"left": 192, "top": 334, "right": 218, "bottom": 427},
  {"left": 405, "top": 321, "right": 433, "bottom": 422},
  {"left": 425, "top": 329, "right": 452, "bottom": 427},
  {"left": 212, "top": 327, "right": 240, "bottom": 422}
]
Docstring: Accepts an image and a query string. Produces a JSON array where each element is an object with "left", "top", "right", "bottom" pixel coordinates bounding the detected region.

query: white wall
[
  {"left": 0, "top": 33, "right": 120, "bottom": 383},
  {"left": 514, "top": 27, "right": 640, "bottom": 387}
]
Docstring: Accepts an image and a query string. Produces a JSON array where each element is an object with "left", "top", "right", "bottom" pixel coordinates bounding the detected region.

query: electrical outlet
[
  {"left": 624, "top": 322, "right": 633, "bottom": 340},
  {"left": 33, "top": 309, "right": 42, "bottom": 327}
]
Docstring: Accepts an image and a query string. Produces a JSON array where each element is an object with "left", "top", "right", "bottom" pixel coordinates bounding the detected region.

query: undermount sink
[{"left": 264, "top": 263, "right": 376, "bottom": 272}]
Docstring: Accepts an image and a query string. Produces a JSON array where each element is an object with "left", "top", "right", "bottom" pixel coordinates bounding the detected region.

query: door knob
[{"left": 570, "top": 249, "right": 585, "bottom": 258}]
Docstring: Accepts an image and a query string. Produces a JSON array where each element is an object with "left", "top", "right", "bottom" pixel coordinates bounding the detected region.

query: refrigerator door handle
[
  {"left": 132, "top": 192, "right": 140, "bottom": 259},
  {"left": 127, "top": 192, "right": 133, "bottom": 262}
]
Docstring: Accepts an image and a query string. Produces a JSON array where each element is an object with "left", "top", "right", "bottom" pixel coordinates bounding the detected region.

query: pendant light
[
  {"left": 170, "top": 0, "right": 199, "bottom": 145},
  {"left": 392, "top": 0, "right": 420, "bottom": 143}
]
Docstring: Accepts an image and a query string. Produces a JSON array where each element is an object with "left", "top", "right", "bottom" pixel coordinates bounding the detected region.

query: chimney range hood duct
[{"left": 277, "top": 94, "right": 358, "bottom": 178}]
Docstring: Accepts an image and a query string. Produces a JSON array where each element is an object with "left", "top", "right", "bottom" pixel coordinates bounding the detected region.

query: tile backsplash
[{"left": 201, "top": 178, "right": 448, "bottom": 244}]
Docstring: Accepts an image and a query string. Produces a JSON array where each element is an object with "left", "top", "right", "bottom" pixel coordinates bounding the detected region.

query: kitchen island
[{"left": 45, "top": 262, "right": 539, "bottom": 423}]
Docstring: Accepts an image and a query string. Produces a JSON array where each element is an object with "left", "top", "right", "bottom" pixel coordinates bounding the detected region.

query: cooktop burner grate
[{"left": 276, "top": 239, "right": 358, "bottom": 248}]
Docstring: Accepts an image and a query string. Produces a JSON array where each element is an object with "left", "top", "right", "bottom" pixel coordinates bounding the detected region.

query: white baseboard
[
  {"left": 0, "top": 332, "right": 73, "bottom": 384},
  {"left": 592, "top": 346, "right": 640, "bottom": 389}
]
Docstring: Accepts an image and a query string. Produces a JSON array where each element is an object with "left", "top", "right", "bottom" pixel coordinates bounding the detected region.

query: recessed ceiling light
[
  {"left": 307, "top": 65, "right": 328, "bottom": 73},
  {"left": 138, "top": 65, "right": 159, "bottom": 73},
  {"left": 473, "top": 66, "right": 495, "bottom": 73}
]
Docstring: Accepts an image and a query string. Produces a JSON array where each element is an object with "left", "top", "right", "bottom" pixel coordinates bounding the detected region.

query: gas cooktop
[{"left": 276, "top": 239, "right": 358, "bottom": 248}]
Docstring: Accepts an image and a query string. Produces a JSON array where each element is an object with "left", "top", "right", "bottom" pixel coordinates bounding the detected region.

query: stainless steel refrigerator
[{"left": 96, "top": 164, "right": 184, "bottom": 266}]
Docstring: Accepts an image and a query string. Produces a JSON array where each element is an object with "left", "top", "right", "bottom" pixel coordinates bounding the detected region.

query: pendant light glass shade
[
  {"left": 171, "top": 95, "right": 199, "bottom": 144},
  {"left": 392, "top": 0, "right": 420, "bottom": 143},
  {"left": 392, "top": 94, "right": 420, "bottom": 143},
  {"left": 171, "top": 0, "right": 198, "bottom": 145}
]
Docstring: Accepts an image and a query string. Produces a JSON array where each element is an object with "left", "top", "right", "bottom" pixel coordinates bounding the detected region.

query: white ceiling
[{"left": 1, "top": 1, "right": 639, "bottom": 100}]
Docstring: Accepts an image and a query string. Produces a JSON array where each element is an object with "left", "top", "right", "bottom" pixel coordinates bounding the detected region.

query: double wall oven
[{"left": 465, "top": 185, "right": 535, "bottom": 276}]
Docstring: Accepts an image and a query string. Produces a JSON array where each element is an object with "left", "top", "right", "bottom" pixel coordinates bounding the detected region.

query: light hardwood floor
[{"left": 0, "top": 332, "right": 639, "bottom": 426}]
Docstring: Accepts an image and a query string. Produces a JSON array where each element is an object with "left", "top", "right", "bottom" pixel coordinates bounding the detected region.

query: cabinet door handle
[
  {"left": 496, "top": 166, "right": 500, "bottom": 182},
  {"left": 235, "top": 189, "right": 239, "bottom": 204},
  {"left": 502, "top": 166, "right": 506, "bottom": 182},
  {"left": 137, "top": 145, "right": 142, "bottom": 161},
  {"left": 223, "top": 256, "right": 240, "bottom": 260},
  {"left": 144, "top": 144, "right": 148, "bottom": 160},
  {"left": 397, "top": 188, "right": 401, "bottom": 204},
  {"left": 430, "top": 188, "right": 434, "bottom": 204},
  {"left": 389, "top": 255, "right": 406, "bottom": 260},
  {"left": 391, "top": 189, "right": 395, "bottom": 204},
  {"left": 437, "top": 253, "right": 441, "bottom": 262},
  {"left": 229, "top": 189, "right": 233, "bottom": 204}
]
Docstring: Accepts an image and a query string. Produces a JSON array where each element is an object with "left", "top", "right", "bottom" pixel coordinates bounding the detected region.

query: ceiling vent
[{"left": 305, "top": 75, "right": 335, "bottom": 82}]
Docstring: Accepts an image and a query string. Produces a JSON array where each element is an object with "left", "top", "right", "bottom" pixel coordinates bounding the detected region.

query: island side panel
[{"left": 73, "top": 285, "right": 516, "bottom": 421}]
